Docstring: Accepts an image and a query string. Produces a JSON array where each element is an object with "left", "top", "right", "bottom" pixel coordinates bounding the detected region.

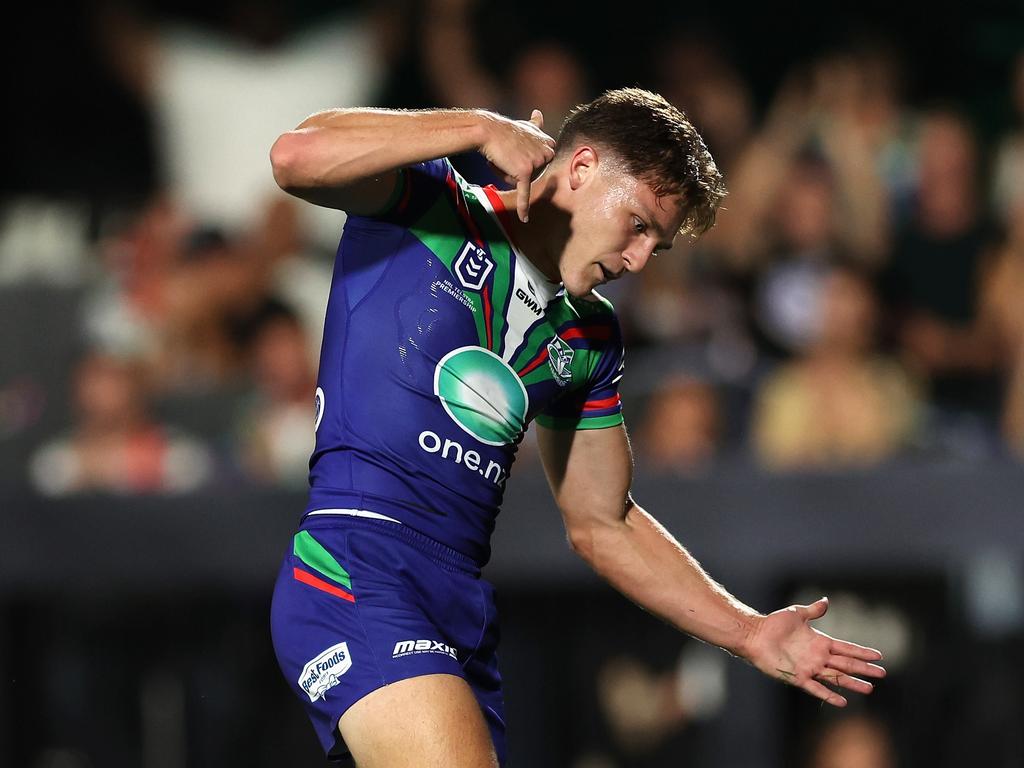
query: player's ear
[{"left": 568, "top": 146, "right": 598, "bottom": 191}]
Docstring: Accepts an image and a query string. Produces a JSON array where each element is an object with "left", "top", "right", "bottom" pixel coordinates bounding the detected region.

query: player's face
[{"left": 559, "top": 166, "right": 685, "bottom": 297}]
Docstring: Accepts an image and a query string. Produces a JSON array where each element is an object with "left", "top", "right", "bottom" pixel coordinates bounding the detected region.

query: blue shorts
[{"left": 270, "top": 513, "right": 506, "bottom": 764}]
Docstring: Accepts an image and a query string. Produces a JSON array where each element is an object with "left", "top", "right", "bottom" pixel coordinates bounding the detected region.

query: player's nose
[{"left": 621, "top": 246, "right": 652, "bottom": 273}]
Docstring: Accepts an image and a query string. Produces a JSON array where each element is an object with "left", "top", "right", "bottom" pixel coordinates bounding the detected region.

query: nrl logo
[
  {"left": 454, "top": 242, "right": 494, "bottom": 291},
  {"left": 546, "top": 335, "right": 574, "bottom": 387}
]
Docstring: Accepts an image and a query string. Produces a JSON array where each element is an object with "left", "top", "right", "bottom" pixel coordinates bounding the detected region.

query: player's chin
[{"left": 565, "top": 278, "right": 598, "bottom": 298}]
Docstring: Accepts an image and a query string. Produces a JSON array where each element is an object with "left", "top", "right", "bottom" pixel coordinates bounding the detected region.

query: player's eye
[{"left": 632, "top": 216, "right": 647, "bottom": 234}]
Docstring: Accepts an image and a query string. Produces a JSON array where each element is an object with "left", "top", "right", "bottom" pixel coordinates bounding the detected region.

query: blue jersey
[{"left": 308, "top": 158, "right": 625, "bottom": 565}]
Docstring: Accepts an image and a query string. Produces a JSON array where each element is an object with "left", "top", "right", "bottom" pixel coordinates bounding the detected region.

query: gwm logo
[
  {"left": 547, "top": 335, "right": 574, "bottom": 387},
  {"left": 454, "top": 242, "right": 494, "bottom": 291},
  {"left": 433, "top": 346, "right": 527, "bottom": 446},
  {"left": 515, "top": 287, "right": 543, "bottom": 316}
]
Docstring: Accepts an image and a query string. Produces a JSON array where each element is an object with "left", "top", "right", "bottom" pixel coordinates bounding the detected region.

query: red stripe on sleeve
[
  {"left": 560, "top": 325, "right": 612, "bottom": 342},
  {"left": 583, "top": 394, "right": 621, "bottom": 411}
]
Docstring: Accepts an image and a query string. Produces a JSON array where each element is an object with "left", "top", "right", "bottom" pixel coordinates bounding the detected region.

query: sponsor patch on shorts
[
  {"left": 392, "top": 639, "right": 458, "bottom": 659},
  {"left": 299, "top": 642, "right": 352, "bottom": 702}
]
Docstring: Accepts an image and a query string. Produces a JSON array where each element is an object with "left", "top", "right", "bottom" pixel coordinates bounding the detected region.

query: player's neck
[{"left": 495, "top": 178, "right": 566, "bottom": 286}]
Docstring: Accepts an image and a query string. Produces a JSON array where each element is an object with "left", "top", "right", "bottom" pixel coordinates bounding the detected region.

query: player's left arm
[{"left": 535, "top": 423, "right": 886, "bottom": 707}]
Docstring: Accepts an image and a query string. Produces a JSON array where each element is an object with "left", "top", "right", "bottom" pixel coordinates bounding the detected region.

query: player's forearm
[
  {"left": 270, "top": 108, "right": 491, "bottom": 190},
  {"left": 569, "top": 501, "right": 763, "bottom": 658}
]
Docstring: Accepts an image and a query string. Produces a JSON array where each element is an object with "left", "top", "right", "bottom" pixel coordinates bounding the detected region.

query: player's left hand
[
  {"left": 742, "top": 596, "right": 886, "bottom": 707},
  {"left": 479, "top": 108, "right": 555, "bottom": 223}
]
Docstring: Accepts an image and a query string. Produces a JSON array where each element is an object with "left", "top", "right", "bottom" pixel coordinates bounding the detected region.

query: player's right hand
[
  {"left": 479, "top": 109, "right": 556, "bottom": 223},
  {"left": 743, "top": 596, "right": 885, "bottom": 708}
]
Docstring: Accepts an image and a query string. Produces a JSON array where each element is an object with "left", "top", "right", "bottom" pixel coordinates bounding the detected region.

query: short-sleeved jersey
[{"left": 308, "top": 158, "right": 625, "bottom": 565}]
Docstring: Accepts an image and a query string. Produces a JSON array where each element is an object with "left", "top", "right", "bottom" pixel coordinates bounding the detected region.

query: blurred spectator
[
  {"left": 615, "top": 234, "right": 758, "bottom": 400},
  {"left": 880, "top": 109, "right": 1003, "bottom": 433},
  {"left": 804, "top": 713, "right": 897, "bottom": 768},
  {"left": 158, "top": 225, "right": 265, "bottom": 390},
  {"left": 991, "top": 53, "right": 1024, "bottom": 229},
  {"left": 750, "top": 150, "right": 850, "bottom": 358},
  {"left": 84, "top": 198, "right": 299, "bottom": 396},
  {"left": 29, "top": 352, "right": 211, "bottom": 496},
  {"left": 711, "top": 50, "right": 905, "bottom": 273},
  {"left": 655, "top": 33, "right": 755, "bottom": 175},
  {"left": 422, "top": 0, "right": 504, "bottom": 111},
  {"left": 753, "top": 266, "right": 920, "bottom": 469},
  {"left": 241, "top": 196, "right": 332, "bottom": 362},
  {"left": 421, "top": 0, "right": 588, "bottom": 187},
  {"left": 636, "top": 375, "right": 721, "bottom": 472},
  {"left": 82, "top": 196, "right": 191, "bottom": 363},
  {"left": 98, "top": 1, "right": 393, "bottom": 246},
  {"left": 587, "top": 642, "right": 727, "bottom": 765},
  {"left": 596, "top": 655, "right": 686, "bottom": 755},
  {"left": 812, "top": 45, "right": 915, "bottom": 257},
  {"left": 232, "top": 301, "right": 317, "bottom": 488},
  {"left": 507, "top": 41, "right": 590, "bottom": 134},
  {"left": 980, "top": 206, "right": 1024, "bottom": 457}
]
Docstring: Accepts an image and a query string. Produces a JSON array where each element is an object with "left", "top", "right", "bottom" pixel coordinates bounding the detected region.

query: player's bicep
[
  {"left": 270, "top": 128, "right": 401, "bottom": 214},
  {"left": 536, "top": 422, "right": 634, "bottom": 529},
  {"left": 277, "top": 169, "right": 401, "bottom": 215}
]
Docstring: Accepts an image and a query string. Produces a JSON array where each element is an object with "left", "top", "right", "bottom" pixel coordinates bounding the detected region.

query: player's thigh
[{"left": 339, "top": 673, "right": 498, "bottom": 768}]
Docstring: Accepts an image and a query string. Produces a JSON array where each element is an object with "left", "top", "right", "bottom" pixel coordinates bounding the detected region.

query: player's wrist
[
  {"left": 469, "top": 109, "right": 502, "bottom": 151},
  {"left": 729, "top": 611, "right": 766, "bottom": 661}
]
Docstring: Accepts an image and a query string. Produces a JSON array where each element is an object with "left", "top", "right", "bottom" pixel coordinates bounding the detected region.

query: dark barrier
[{"left": 2, "top": 463, "right": 1022, "bottom": 767}]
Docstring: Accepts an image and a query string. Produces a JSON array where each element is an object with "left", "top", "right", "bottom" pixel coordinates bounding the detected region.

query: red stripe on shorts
[{"left": 293, "top": 567, "right": 356, "bottom": 602}]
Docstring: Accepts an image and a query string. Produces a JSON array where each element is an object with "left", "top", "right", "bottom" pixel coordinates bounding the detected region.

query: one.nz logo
[
  {"left": 454, "top": 242, "right": 494, "bottom": 291},
  {"left": 298, "top": 642, "right": 352, "bottom": 703},
  {"left": 547, "top": 335, "right": 574, "bottom": 387}
]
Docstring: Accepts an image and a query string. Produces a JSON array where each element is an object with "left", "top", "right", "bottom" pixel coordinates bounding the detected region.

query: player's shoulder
[
  {"left": 402, "top": 157, "right": 487, "bottom": 204},
  {"left": 565, "top": 289, "right": 618, "bottom": 319},
  {"left": 402, "top": 156, "right": 457, "bottom": 183}
]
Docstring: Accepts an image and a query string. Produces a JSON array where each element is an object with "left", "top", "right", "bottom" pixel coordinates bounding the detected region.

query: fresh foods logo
[
  {"left": 433, "top": 346, "right": 527, "bottom": 446},
  {"left": 298, "top": 642, "right": 351, "bottom": 702}
]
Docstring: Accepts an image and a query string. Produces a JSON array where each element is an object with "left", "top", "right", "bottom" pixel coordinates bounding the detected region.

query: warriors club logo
[{"left": 546, "top": 335, "right": 574, "bottom": 387}]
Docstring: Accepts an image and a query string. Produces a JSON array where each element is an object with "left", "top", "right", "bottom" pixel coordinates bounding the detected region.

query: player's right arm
[
  {"left": 536, "top": 423, "right": 886, "bottom": 707},
  {"left": 270, "top": 108, "right": 555, "bottom": 220}
]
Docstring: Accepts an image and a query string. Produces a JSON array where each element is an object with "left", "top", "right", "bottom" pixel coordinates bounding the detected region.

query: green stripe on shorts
[{"left": 293, "top": 531, "right": 352, "bottom": 590}]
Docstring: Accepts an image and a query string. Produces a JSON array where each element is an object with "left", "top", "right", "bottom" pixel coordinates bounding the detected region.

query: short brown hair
[{"left": 556, "top": 87, "right": 727, "bottom": 236}]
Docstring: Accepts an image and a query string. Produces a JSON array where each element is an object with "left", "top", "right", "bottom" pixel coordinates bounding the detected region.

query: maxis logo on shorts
[
  {"left": 393, "top": 639, "right": 458, "bottom": 660},
  {"left": 299, "top": 642, "right": 352, "bottom": 702}
]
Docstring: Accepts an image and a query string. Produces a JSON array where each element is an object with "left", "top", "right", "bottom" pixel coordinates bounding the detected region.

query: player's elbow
[
  {"left": 270, "top": 132, "right": 310, "bottom": 192},
  {"left": 565, "top": 520, "right": 597, "bottom": 562},
  {"left": 562, "top": 502, "right": 629, "bottom": 564}
]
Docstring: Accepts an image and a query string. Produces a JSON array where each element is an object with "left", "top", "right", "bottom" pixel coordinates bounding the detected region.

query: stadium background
[{"left": 1, "top": 1, "right": 1022, "bottom": 766}]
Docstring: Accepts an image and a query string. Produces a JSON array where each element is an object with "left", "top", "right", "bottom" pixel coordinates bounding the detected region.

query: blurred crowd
[{"left": 1, "top": 0, "right": 1022, "bottom": 496}]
